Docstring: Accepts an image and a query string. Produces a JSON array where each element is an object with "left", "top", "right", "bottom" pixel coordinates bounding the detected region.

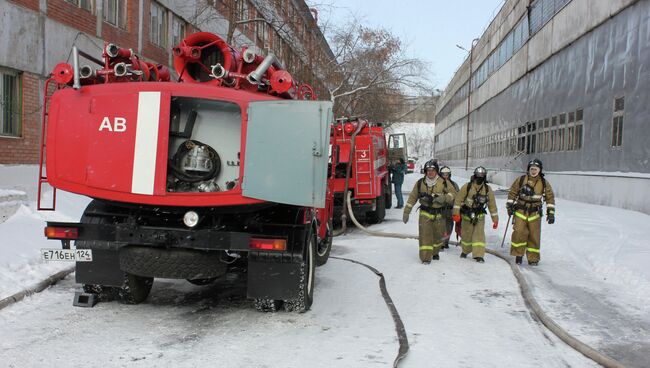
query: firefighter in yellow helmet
[
  {"left": 506, "top": 159, "right": 556, "bottom": 266},
  {"left": 452, "top": 166, "right": 498, "bottom": 263},
  {"left": 403, "top": 159, "right": 457, "bottom": 264}
]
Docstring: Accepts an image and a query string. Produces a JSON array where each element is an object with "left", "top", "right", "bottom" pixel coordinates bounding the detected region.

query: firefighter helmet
[
  {"left": 423, "top": 159, "right": 439, "bottom": 173},
  {"left": 527, "top": 158, "right": 543, "bottom": 171},
  {"left": 473, "top": 166, "right": 487, "bottom": 178},
  {"left": 440, "top": 166, "right": 451, "bottom": 176}
]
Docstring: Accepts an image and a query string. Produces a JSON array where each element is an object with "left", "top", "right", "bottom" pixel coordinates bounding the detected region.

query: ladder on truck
[
  {"left": 37, "top": 78, "right": 57, "bottom": 211},
  {"left": 355, "top": 148, "right": 372, "bottom": 196}
]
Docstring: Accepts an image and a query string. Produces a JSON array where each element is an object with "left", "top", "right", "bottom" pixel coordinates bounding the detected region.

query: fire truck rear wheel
[
  {"left": 284, "top": 230, "right": 315, "bottom": 312},
  {"left": 315, "top": 220, "right": 332, "bottom": 266},
  {"left": 82, "top": 273, "right": 153, "bottom": 304},
  {"left": 115, "top": 273, "right": 153, "bottom": 304},
  {"left": 367, "top": 193, "right": 386, "bottom": 224},
  {"left": 385, "top": 183, "right": 393, "bottom": 209},
  {"left": 187, "top": 278, "right": 217, "bottom": 286},
  {"left": 254, "top": 298, "right": 284, "bottom": 312}
]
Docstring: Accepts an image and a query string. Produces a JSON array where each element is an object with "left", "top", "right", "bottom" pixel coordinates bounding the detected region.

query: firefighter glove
[
  {"left": 403, "top": 211, "right": 409, "bottom": 224},
  {"left": 547, "top": 210, "right": 555, "bottom": 224},
  {"left": 452, "top": 214, "right": 461, "bottom": 223},
  {"left": 492, "top": 220, "right": 498, "bottom": 229},
  {"left": 506, "top": 202, "right": 514, "bottom": 217}
]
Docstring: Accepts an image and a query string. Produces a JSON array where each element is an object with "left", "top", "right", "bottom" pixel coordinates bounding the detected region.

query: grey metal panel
[
  {"left": 243, "top": 100, "right": 333, "bottom": 208},
  {"left": 441, "top": 0, "right": 650, "bottom": 174}
]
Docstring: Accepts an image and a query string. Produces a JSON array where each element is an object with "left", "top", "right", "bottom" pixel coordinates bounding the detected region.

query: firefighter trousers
[
  {"left": 418, "top": 211, "right": 446, "bottom": 262},
  {"left": 443, "top": 208, "right": 453, "bottom": 247},
  {"left": 510, "top": 210, "right": 542, "bottom": 262},
  {"left": 460, "top": 215, "right": 486, "bottom": 258}
]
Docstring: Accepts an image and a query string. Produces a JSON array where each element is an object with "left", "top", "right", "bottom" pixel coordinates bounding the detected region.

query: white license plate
[{"left": 41, "top": 249, "right": 93, "bottom": 262}]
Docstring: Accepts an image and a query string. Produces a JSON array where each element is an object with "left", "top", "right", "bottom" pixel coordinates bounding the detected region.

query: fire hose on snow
[{"left": 335, "top": 192, "right": 626, "bottom": 368}]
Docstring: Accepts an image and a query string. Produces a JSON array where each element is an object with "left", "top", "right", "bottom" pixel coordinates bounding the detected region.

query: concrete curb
[{"left": 0, "top": 267, "right": 74, "bottom": 311}]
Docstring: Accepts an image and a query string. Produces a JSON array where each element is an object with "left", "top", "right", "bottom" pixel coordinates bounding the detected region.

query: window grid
[{"left": 0, "top": 69, "right": 22, "bottom": 137}]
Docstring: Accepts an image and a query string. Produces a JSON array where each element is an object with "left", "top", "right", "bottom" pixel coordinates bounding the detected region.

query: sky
[{"left": 319, "top": 0, "right": 506, "bottom": 89}]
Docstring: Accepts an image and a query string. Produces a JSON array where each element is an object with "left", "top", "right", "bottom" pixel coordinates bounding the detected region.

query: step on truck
[{"left": 39, "top": 32, "right": 334, "bottom": 312}]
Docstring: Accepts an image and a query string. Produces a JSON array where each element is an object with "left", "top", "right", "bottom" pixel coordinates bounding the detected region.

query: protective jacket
[
  {"left": 507, "top": 174, "right": 555, "bottom": 263},
  {"left": 506, "top": 175, "right": 555, "bottom": 214},
  {"left": 452, "top": 181, "right": 498, "bottom": 258},
  {"left": 453, "top": 181, "right": 498, "bottom": 222},
  {"left": 405, "top": 176, "right": 456, "bottom": 216},
  {"left": 404, "top": 176, "right": 457, "bottom": 262}
]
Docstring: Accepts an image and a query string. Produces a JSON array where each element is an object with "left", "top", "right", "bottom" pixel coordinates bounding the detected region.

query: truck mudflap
[
  {"left": 76, "top": 249, "right": 124, "bottom": 286},
  {"left": 247, "top": 254, "right": 302, "bottom": 300}
]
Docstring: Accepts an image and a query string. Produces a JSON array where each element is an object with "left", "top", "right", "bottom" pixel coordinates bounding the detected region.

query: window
[
  {"left": 0, "top": 68, "right": 22, "bottom": 137},
  {"left": 558, "top": 113, "right": 566, "bottom": 151},
  {"left": 575, "top": 109, "right": 583, "bottom": 150},
  {"left": 517, "top": 125, "right": 526, "bottom": 152},
  {"left": 612, "top": 98, "right": 624, "bottom": 147},
  {"left": 150, "top": 1, "right": 168, "bottom": 48},
  {"left": 237, "top": 0, "right": 249, "bottom": 31},
  {"left": 104, "top": 0, "right": 127, "bottom": 29},
  {"left": 171, "top": 14, "right": 186, "bottom": 48},
  {"left": 66, "top": 0, "right": 93, "bottom": 11},
  {"left": 529, "top": 0, "right": 543, "bottom": 34},
  {"left": 567, "top": 111, "right": 575, "bottom": 151},
  {"left": 550, "top": 116, "right": 557, "bottom": 151}
]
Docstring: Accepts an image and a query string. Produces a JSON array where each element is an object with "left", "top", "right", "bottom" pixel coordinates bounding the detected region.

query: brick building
[{"left": 0, "top": 0, "right": 334, "bottom": 164}]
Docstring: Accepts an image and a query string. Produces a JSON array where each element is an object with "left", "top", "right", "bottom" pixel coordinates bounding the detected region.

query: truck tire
[
  {"left": 78, "top": 200, "right": 154, "bottom": 304},
  {"left": 284, "top": 231, "right": 315, "bottom": 312},
  {"left": 254, "top": 298, "right": 284, "bottom": 312},
  {"left": 385, "top": 183, "right": 393, "bottom": 209},
  {"left": 119, "top": 246, "right": 228, "bottom": 280},
  {"left": 367, "top": 192, "right": 386, "bottom": 224},
  {"left": 115, "top": 273, "right": 153, "bottom": 304},
  {"left": 315, "top": 220, "right": 332, "bottom": 266},
  {"left": 187, "top": 278, "right": 217, "bottom": 286}
]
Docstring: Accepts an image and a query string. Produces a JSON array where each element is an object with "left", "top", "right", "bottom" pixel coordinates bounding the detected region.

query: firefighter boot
[
  {"left": 474, "top": 257, "right": 485, "bottom": 263},
  {"left": 515, "top": 256, "right": 523, "bottom": 265},
  {"left": 432, "top": 255, "right": 440, "bottom": 261},
  {"left": 528, "top": 261, "right": 539, "bottom": 266},
  {"left": 460, "top": 253, "right": 468, "bottom": 258}
]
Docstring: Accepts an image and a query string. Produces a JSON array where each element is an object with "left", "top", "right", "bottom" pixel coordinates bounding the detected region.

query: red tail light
[
  {"left": 44, "top": 226, "right": 79, "bottom": 239},
  {"left": 249, "top": 238, "right": 287, "bottom": 251}
]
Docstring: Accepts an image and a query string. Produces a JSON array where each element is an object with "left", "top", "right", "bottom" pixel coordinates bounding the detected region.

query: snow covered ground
[{"left": 1, "top": 165, "right": 649, "bottom": 367}]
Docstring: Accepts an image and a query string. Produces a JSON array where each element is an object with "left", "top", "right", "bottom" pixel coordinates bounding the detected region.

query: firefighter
[
  {"left": 390, "top": 158, "right": 408, "bottom": 208},
  {"left": 439, "top": 166, "right": 459, "bottom": 249},
  {"left": 452, "top": 167, "right": 498, "bottom": 263},
  {"left": 506, "top": 159, "right": 555, "bottom": 266},
  {"left": 403, "top": 159, "right": 457, "bottom": 264}
]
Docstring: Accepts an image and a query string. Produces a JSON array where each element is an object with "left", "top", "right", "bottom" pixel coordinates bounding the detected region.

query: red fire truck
[
  {"left": 39, "top": 32, "right": 333, "bottom": 312},
  {"left": 330, "top": 117, "right": 392, "bottom": 223}
]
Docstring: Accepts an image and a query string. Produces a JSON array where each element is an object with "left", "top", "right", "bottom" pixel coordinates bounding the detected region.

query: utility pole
[{"left": 457, "top": 38, "right": 479, "bottom": 171}]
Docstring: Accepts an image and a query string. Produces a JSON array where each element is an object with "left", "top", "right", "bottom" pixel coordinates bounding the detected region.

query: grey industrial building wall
[
  {"left": 467, "top": 0, "right": 650, "bottom": 173},
  {"left": 436, "top": 0, "right": 650, "bottom": 213}
]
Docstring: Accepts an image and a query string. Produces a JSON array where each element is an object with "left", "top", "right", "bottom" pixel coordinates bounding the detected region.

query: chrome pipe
[
  {"left": 247, "top": 53, "right": 283, "bottom": 84},
  {"left": 211, "top": 63, "right": 227, "bottom": 79},
  {"left": 72, "top": 46, "right": 81, "bottom": 90}
]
